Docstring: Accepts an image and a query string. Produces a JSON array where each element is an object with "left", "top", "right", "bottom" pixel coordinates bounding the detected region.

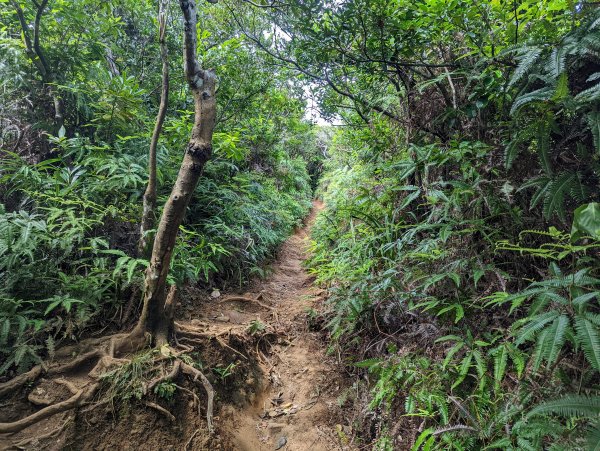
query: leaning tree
[{"left": 0, "top": 0, "right": 221, "bottom": 434}]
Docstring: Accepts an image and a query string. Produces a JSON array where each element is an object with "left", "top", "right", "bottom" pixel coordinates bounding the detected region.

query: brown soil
[
  {"left": 216, "top": 201, "right": 352, "bottom": 451},
  {"left": 0, "top": 201, "right": 354, "bottom": 451}
]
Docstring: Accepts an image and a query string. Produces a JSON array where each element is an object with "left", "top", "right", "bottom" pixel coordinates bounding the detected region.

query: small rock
[
  {"left": 215, "top": 315, "right": 230, "bottom": 322},
  {"left": 211, "top": 289, "right": 221, "bottom": 298},
  {"left": 268, "top": 423, "right": 285, "bottom": 431},
  {"left": 274, "top": 436, "right": 287, "bottom": 450}
]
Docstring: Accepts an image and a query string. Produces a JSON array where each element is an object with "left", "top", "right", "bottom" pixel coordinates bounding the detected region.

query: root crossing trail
[{"left": 215, "top": 201, "right": 351, "bottom": 450}]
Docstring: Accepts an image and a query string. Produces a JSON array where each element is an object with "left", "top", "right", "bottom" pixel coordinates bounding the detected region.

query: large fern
[{"left": 528, "top": 395, "right": 600, "bottom": 450}]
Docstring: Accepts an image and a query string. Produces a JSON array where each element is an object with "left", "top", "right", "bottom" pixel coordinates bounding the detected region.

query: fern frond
[
  {"left": 575, "top": 83, "right": 600, "bottom": 103},
  {"left": 536, "top": 119, "right": 553, "bottom": 176},
  {"left": 574, "top": 316, "right": 600, "bottom": 371},
  {"left": 509, "top": 47, "right": 543, "bottom": 87},
  {"left": 527, "top": 395, "right": 600, "bottom": 418},
  {"left": 544, "top": 314, "right": 569, "bottom": 367},
  {"left": 586, "top": 423, "right": 600, "bottom": 451},
  {"left": 587, "top": 112, "right": 600, "bottom": 154},
  {"left": 549, "top": 47, "right": 567, "bottom": 78},
  {"left": 542, "top": 172, "right": 577, "bottom": 222},
  {"left": 515, "top": 310, "right": 559, "bottom": 345},
  {"left": 511, "top": 87, "right": 555, "bottom": 115}
]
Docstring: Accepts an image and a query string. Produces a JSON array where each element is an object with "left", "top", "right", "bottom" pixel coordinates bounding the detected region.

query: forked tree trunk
[
  {"left": 132, "top": 0, "right": 217, "bottom": 345},
  {"left": 139, "top": 0, "right": 170, "bottom": 257}
]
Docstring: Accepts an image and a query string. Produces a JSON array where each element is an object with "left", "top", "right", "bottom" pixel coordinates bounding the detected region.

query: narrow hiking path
[
  {"left": 0, "top": 202, "right": 354, "bottom": 451},
  {"left": 194, "top": 201, "right": 353, "bottom": 450}
]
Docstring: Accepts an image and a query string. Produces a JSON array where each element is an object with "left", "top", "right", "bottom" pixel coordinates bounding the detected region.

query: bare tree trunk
[
  {"left": 132, "top": 0, "right": 217, "bottom": 345},
  {"left": 11, "top": 0, "right": 64, "bottom": 130},
  {"left": 139, "top": 0, "right": 170, "bottom": 257}
]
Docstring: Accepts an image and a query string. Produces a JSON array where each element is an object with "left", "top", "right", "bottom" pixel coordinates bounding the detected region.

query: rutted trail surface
[{"left": 200, "top": 201, "right": 352, "bottom": 450}]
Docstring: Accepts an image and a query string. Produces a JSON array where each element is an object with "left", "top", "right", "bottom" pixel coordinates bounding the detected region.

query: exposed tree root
[
  {"left": 181, "top": 362, "right": 215, "bottom": 434},
  {"left": 0, "top": 383, "right": 98, "bottom": 433},
  {"left": 0, "top": 325, "right": 220, "bottom": 443},
  {"left": 218, "top": 294, "right": 273, "bottom": 310},
  {"left": 0, "top": 330, "right": 149, "bottom": 438},
  {"left": 0, "top": 366, "right": 43, "bottom": 398},
  {"left": 144, "top": 401, "right": 176, "bottom": 422},
  {"left": 177, "top": 333, "right": 249, "bottom": 361},
  {"left": 146, "top": 360, "right": 182, "bottom": 394},
  {"left": 12, "top": 414, "right": 73, "bottom": 449},
  {"left": 185, "top": 428, "right": 202, "bottom": 450}
]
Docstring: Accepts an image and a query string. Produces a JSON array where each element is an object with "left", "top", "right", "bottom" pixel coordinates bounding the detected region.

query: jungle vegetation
[{"left": 1, "top": 0, "right": 600, "bottom": 449}]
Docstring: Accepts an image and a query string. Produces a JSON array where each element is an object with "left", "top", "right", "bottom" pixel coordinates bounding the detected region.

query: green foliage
[
  {"left": 100, "top": 350, "right": 155, "bottom": 405},
  {"left": 306, "top": 6, "right": 600, "bottom": 448},
  {"left": 212, "top": 362, "right": 237, "bottom": 382},
  {"left": 527, "top": 395, "right": 600, "bottom": 450},
  {"left": 246, "top": 319, "right": 266, "bottom": 335},
  {"left": 487, "top": 264, "right": 600, "bottom": 372},
  {"left": 154, "top": 381, "right": 177, "bottom": 403},
  {"left": 0, "top": 0, "right": 319, "bottom": 377}
]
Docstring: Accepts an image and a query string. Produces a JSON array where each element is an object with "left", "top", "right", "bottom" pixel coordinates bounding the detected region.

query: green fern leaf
[
  {"left": 586, "top": 423, "right": 600, "bottom": 451},
  {"left": 511, "top": 87, "right": 554, "bottom": 115},
  {"left": 493, "top": 344, "right": 508, "bottom": 391},
  {"left": 528, "top": 395, "right": 600, "bottom": 418},
  {"left": 543, "top": 172, "right": 576, "bottom": 221},
  {"left": 544, "top": 314, "right": 569, "bottom": 366},
  {"left": 509, "top": 47, "right": 543, "bottom": 87},
  {"left": 504, "top": 138, "right": 521, "bottom": 169},
  {"left": 574, "top": 316, "right": 600, "bottom": 370},
  {"left": 549, "top": 47, "right": 567, "bottom": 79},
  {"left": 536, "top": 119, "right": 553, "bottom": 176},
  {"left": 587, "top": 112, "right": 600, "bottom": 154},
  {"left": 515, "top": 310, "right": 559, "bottom": 346}
]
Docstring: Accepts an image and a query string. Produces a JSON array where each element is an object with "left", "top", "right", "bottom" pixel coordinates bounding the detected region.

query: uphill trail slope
[{"left": 203, "top": 201, "right": 354, "bottom": 451}]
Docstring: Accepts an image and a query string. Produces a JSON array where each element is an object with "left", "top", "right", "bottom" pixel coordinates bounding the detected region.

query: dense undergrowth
[
  {"left": 305, "top": 4, "right": 600, "bottom": 451},
  {"left": 0, "top": 1, "right": 318, "bottom": 377}
]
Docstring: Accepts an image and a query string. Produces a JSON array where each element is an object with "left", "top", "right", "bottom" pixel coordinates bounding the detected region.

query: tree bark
[
  {"left": 11, "top": 0, "right": 64, "bottom": 130},
  {"left": 133, "top": 0, "right": 217, "bottom": 345},
  {"left": 139, "top": 0, "right": 170, "bottom": 257}
]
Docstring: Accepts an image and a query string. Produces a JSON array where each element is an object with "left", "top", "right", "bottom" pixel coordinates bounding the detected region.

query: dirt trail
[
  {"left": 0, "top": 202, "right": 352, "bottom": 451},
  {"left": 207, "top": 201, "right": 351, "bottom": 450}
]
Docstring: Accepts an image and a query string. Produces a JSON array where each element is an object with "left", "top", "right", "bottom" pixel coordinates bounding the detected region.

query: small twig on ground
[
  {"left": 216, "top": 336, "right": 248, "bottom": 361},
  {"left": 174, "top": 384, "right": 199, "bottom": 410},
  {"left": 145, "top": 401, "right": 176, "bottom": 422},
  {"left": 184, "top": 428, "right": 201, "bottom": 450}
]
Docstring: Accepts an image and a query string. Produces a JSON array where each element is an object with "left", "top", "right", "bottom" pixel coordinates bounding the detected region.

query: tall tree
[{"left": 131, "top": 0, "right": 217, "bottom": 345}]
